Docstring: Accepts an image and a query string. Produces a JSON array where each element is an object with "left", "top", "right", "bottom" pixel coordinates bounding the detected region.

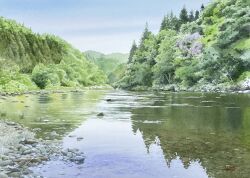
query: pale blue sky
[{"left": 0, "top": 0, "right": 210, "bottom": 53}]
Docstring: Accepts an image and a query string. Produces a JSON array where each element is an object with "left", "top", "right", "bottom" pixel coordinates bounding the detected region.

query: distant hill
[
  {"left": 84, "top": 51, "right": 128, "bottom": 83},
  {"left": 85, "top": 51, "right": 128, "bottom": 64}
]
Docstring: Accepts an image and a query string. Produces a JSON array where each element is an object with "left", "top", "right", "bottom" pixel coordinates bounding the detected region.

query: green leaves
[
  {"left": 0, "top": 17, "right": 107, "bottom": 92},
  {"left": 118, "top": 0, "right": 250, "bottom": 90}
]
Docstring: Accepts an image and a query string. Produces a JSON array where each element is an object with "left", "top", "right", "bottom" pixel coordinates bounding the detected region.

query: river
[{"left": 0, "top": 90, "right": 250, "bottom": 178}]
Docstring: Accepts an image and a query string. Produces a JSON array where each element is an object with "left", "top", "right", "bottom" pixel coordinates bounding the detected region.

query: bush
[{"left": 32, "top": 70, "right": 49, "bottom": 89}]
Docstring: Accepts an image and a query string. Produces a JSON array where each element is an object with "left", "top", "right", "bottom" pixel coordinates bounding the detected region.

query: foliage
[
  {"left": 153, "top": 30, "right": 178, "bottom": 85},
  {"left": 117, "top": 0, "right": 250, "bottom": 90},
  {"left": 128, "top": 41, "right": 138, "bottom": 63},
  {"left": 108, "top": 64, "right": 127, "bottom": 84},
  {"left": 0, "top": 17, "right": 107, "bottom": 92}
]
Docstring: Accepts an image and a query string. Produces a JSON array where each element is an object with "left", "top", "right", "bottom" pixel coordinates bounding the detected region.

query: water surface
[{"left": 1, "top": 90, "right": 250, "bottom": 178}]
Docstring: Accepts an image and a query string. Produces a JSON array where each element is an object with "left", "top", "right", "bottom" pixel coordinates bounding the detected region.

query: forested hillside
[
  {"left": 85, "top": 51, "right": 128, "bottom": 83},
  {"left": 0, "top": 17, "right": 106, "bottom": 92},
  {"left": 117, "top": 0, "right": 250, "bottom": 91}
]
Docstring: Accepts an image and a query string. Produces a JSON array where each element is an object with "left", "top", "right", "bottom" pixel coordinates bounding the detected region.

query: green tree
[
  {"left": 189, "top": 10, "right": 195, "bottom": 22},
  {"left": 153, "top": 30, "right": 178, "bottom": 85},
  {"left": 128, "top": 41, "right": 138, "bottom": 63},
  {"left": 139, "top": 23, "right": 151, "bottom": 48},
  {"left": 195, "top": 10, "right": 200, "bottom": 20},
  {"left": 179, "top": 7, "right": 189, "bottom": 24}
]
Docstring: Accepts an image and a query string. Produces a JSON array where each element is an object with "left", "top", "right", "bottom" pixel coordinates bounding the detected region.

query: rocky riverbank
[
  {"left": 0, "top": 121, "right": 85, "bottom": 178},
  {"left": 0, "top": 85, "right": 112, "bottom": 97},
  {"left": 126, "top": 81, "right": 250, "bottom": 94}
]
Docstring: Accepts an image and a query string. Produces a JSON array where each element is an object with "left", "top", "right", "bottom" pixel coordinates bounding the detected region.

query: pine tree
[
  {"left": 160, "top": 16, "right": 167, "bottom": 31},
  {"left": 179, "top": 7, "right": 189, "bottom": 24},
  {"left": 189, "top": 10, "right": 195, "bottom": 22},
  {"left": 201, "top": 4, "right": 205, "bottom": 11},
  {"left": 141, "top": 23, "right": 151, "bottom": 42},
  {"left": 195, "top": 10, "right": 200, "bottom": 20},
  {"left": 160, "top": 12, "right": 180, "bottom": 31},
  {"left": 128, "top": 41, "right": 137, "bottom": 63},
  {"left": 171, "top": 13, "right": 181, "bottom": 31}
]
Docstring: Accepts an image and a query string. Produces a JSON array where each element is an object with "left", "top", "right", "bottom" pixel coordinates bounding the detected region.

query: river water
[{"left": 0, "top": 90, "right": 250, "bottom": 178}]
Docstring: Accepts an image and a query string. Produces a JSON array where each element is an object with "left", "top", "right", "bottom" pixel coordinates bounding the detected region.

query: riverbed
[{"left": 0, "top": 90, "right": 250, "bottom": 178}]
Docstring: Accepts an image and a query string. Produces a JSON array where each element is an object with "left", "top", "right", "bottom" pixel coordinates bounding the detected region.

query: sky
[{"left": 0, "top": 0, "right": 210, "bottom": 54}]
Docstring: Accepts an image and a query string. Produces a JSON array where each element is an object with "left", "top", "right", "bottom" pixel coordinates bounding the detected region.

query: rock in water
[
  {"left": 106, "top": 99, "right": 112, "bottom": 102},
  {"left": 77, "top": 137, "right": 84, "bottom": 141},
  {"left": 0, "top": 173, "right": 8, "bottom": 178},
  {"left": 20, "top": 139, "right": 38, "bottom": 145},
  {"left": 50, "top": 131, "right": 59, "bottom": 138},
  {"left": 97, "top": 112, "right": 104, "bottom": 117},
  {"left": 70, "top": 156, "right": 85, "bottom": 164}
]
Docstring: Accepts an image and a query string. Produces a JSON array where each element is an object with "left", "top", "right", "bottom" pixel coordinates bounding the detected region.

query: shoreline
[
  {"left": 0, "top": 120, "right": 85, "bottom": 178},
  {"left": 1, "top": 83, "right": 250, "bottom": 97},
  {"left": 123, "top": 84, "right": 250, "bottom": 94},
  {"left": 0, "top": 85, "right": 113, "bottom": 97}
]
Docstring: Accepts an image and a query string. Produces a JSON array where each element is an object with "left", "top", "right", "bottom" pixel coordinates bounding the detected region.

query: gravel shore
[{"left": 0, "top": 121, "right": 85, "bottom": 178}]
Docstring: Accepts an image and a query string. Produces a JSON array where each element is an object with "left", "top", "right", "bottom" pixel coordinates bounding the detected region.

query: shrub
[{"left": 32, "top": 70, "right": 49, "bottom": 89}]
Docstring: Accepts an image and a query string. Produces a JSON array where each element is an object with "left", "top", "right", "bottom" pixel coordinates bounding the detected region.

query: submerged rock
[
  {"left": 77, "top": 137, "right": 84, "bottom": 141},
  {"left": 50, "top": 131, "right": 59, "bottom": 139},
  {"left": 70, "top": 156, "right": 85, "bottom": 164},
  {"left": 20, "top": 139, "right": 38, "bottom": 145},
  {"left": 0, "top": 160, "right": 13, "bottom": 167},
  {"left": 97, "top": 112, "right": 104, "bottom": 117},
  {"left": 0, "top": 173, "right": 8, "bottom": 178}
]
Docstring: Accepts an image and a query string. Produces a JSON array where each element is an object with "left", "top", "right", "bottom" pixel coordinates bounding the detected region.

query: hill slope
[
  {"left": 117, "top": 0, "right": 250, "bottom": 91},
  {"left": 0, "top": 17, "right": 107, "bottom": 92}
]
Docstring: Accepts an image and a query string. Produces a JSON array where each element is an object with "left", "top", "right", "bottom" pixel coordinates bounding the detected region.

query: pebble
[
  {"left": 0, "top": 173, "right": 8, "bottom": 178},
  {"left": 0, "top": 160, "right": 13, "bottom": 167},
  {"left": 0, "top": 121, "right": 86, "bottom": 177}
]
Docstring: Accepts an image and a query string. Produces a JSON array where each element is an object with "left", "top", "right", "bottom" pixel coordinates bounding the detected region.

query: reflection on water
[
  {"left": 0, "top": 90, "right": 106, "bottom": 138},
  {"left": 1, "top": 90, "right": 250, "bottom": 178}
]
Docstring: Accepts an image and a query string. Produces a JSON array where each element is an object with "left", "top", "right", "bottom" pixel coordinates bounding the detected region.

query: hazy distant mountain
[{"left": 84, "top": 50, "right": 128, "bottom": 84}]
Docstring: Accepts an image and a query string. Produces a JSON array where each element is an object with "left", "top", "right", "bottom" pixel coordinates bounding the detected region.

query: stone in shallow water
[
  {"left": 0, "top": 173, "right": 8, "bottom": 178},
  {"left": 70, "top": 156, "right": 85, "bottom": 164},
  {"left": 50, "top": 131, "right": 59, "bottom": 138},
  {"left": 77, "top": 137, "right": 84, "bottom": 141},
  {"left": 68, "top": 135, "right": 76, "bottom": 138},
  {"left": 97, "top": 112, "right": 104, "bottom": 117},
  {"left": 0, "top": 160, "right": 13, "bottom": 167}
]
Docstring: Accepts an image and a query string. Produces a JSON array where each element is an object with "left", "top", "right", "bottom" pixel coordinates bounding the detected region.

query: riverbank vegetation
[
  {"left": 116, "top": 0, "right": 250, "bottom": 91},
  {"left": 0, "top": 0, "right": 249, "bottom": 93},
  {"left": 0, "top": 17, "right": 107, "bottom": 93}
]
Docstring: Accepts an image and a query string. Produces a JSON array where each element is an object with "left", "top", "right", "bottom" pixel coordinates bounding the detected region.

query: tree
[
  {"left": 160, "top": 16, "right": 168, "bottom": 31},
  {"left": 195, "top": 10, "right": 200, "bottom": 20},
  {"left": 140, "top": 23, "right": 151, "bottom": 45},
  {"left": 160, "top": 12, "right": 181, "bottom": 31},
  {"left": 189, "top": 10, "right": 195, "bottom": 22},
  {"left": 128, "top": 41, "right": 138, "bottom": 63},
  {"left": 153, "top": 30, "right": 178, "bottom": 85},
  {"left": 201, "top": 4, "right": 205, "bottom": 11},
  {"left": 179, "top": 7, "right": 189, "bottom": 24}
]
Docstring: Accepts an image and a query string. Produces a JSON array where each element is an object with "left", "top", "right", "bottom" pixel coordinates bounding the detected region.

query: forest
[
  {"left": 0, "top": 17, "right": 106, "bottom": 92},
  {"left": 0, "top": 0, "right": 250, "bottom": 177},
  {"left": 0, "top": 0, "right": 249, "bottom": 93},
  {"left": 115, "top": 0, "right": 250, "bottom": 91}
]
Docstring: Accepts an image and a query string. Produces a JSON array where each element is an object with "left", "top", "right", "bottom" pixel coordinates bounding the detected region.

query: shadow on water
[{"left": 1, "top": 90, "right": 250, "bottom": 178}]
